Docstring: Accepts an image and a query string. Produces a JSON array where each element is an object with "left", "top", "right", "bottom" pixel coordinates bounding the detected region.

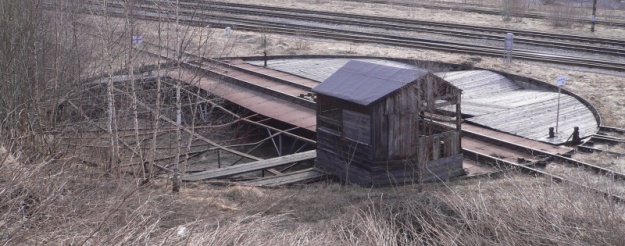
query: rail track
[
  {"left": 184, "top": 1, "right": 625, "bottom": 48},
  {"left": 600, "top": 125, "right": 625, "bottom": 135},
  {"left": 578, "top": 126, "right": 625, "bottom": 156},
  {"left": 347, "top": 0, "right": 625, "bottom": 27},
  {"left": 135, "top": 41, "right": 625, "bottom": 200},
  {"left": 101, "top": 0, "right": 625, "bottom": 51},
  {"left": 182, "top": 2, "right": 625, "bottom": 56},
  {"left": 75, "top": 1, "right": 625, "bottom": 72}
]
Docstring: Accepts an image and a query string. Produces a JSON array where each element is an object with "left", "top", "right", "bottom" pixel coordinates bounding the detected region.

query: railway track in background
[
  {"left": 76, "top": 2, "right": 625, "bottom": 72},
  {"left": 138, "top": 42, "right": 625, "bottom": 200},
  {"left": 101, "top": 0, "right": 625, "bottom": 52},
  {"left": 358, "top": 0, "right": 625, "bottom": 26},
  {"left": 180, "top": 4, "right": 625, "bottom": 57},
  {"left": 344, "top": 0, "right": 625, "bottom": 28},
  {"left": 184, "top": 1, "right": 625, "bottom": 48}
]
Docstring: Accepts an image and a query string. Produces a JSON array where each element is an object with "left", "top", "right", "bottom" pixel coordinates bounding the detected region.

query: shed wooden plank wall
[
  {"left": 372, "top": 75, "right": 460, "bottom": 161},
  {"left": 375, "top": 83, "right": 423, "bottom": 159},
  {"left": 317, "top": 108, "right": 463, "bottom": 186},
  {"left": 316, "top": 94, "right": 376, "bottom": 184},
  {"left": 315, "top": 71, "right": 464, "bottom": 186}
]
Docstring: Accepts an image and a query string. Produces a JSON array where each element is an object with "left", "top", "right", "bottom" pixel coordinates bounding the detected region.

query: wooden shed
[{"left": 312, "top": 60, "right": 464, "bottom": 186}]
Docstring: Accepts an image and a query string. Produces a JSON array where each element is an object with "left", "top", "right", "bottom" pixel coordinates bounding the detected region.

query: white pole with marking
[
  {"left": 504, "top": 33, "right": 514, "bottom": 63},
  {"left": 555, "top": 76, "right": 566, "bottom": 135}
]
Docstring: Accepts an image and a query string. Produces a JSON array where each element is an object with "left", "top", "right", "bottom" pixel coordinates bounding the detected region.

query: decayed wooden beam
[
  {"left": 240, "top": 168, "right": 327, "bottom": 187},
  {"left": 182, "top": 150, "right": 316, "bottom": 181}
]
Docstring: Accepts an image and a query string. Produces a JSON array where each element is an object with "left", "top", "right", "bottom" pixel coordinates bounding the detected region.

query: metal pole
[
  {"left": 555, "top": 86, "right": 561, "bottom": 135},
  {"left": 591, "top": 0, "right": 597, "bottom": 32}
]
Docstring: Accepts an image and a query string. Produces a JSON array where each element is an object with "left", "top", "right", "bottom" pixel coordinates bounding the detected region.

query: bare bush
[
  {"left": 546, "top": 4, "right": 586, "bottom": 27},
  {"left": 501, "top": 0, "right": 528, "bottom": 21},
  {"left": 335, "top": 174, "right": 625, "bottom": 245},
  {"left": 0, "top": 0, "right": 85, "bottom": 158}
]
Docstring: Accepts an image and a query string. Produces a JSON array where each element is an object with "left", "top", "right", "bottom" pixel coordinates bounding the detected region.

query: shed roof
[{"left": 312, "top": 60, "right": 428, "bottom": 106}]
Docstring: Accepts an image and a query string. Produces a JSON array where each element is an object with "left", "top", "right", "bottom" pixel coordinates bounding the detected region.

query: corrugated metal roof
[{"left": 312, "top": 60, "right": 428, "bottom": 106}]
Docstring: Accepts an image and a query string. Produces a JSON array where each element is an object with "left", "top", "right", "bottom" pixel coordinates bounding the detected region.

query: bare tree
[
  {"left": 122, "top": 0, "right": 146, "bottom": 177},
  {"left": 0, "top": 0, "right": 84, "bottom": 157}
]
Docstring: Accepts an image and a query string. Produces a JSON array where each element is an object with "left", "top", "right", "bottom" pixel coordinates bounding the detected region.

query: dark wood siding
[
  {"left": 343, "top": 110, "right": 371, "bottom": 145},
  {"left": 316, "top": 95, "right": 374, "bottom": 184}
]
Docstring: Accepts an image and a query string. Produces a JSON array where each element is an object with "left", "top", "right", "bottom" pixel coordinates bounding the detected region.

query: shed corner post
[
  {"left": 455, "top": 93, "right": 462, "bottom": 130},
  {"left": 456, "top": 92, "right": 462, "bottom": 150}
]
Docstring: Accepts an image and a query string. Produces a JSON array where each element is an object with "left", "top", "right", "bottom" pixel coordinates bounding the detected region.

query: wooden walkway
[
  {"left": 469, "top": 94, "right": 597, "bottom": 144},
  {"left": 240, "top": 168, "right": 327, "bottom": 187},
  {"left": 434, "top": 70, "right": 597, "bottom": 144},
  {"left": 182, "top": 150, "right": 317, "bottom": 181}
]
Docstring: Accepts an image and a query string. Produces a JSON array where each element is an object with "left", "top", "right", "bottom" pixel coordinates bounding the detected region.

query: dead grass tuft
[
  {"left": 575, "top": 150, "right": 625, "bottom": 173},
  {"left": 224, "top": 185, "right": 265, "bottom": 202},
  {"left": 2, "top": 157, "right": 625, "bottom": 245},
  {"left": 334, "top": 173, "right": 625, "bottom": 245}
]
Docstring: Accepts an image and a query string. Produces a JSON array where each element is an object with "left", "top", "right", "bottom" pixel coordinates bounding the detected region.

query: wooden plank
[
  {"left": 240, "top": 168, "right": 327, "bottom": 187},
  {"left": 418, "top": 137, "right": 426, "bottom": 167},
  {"left": 436, "top": 70, "right": 521, "bottom": 98},
  {"left": 435, "top": 69, "right": 598, "bottom": 144},
  {"left": 182, "top": 150, "right": 316, "bottom": 181},
  {"left": 432, "top": 135, "right": 440, "bottom": 160},
  {"left": 344, "top": 162, "right": 374, "bottom": 185},
  {"left": 452, "top": 131, "right": 460, "bottom": 155},
  {"left": 469, "top": 94, "right": 598, "bottom": 144}
]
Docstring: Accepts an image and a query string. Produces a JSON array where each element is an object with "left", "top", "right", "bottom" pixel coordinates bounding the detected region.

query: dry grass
[
  {"left": 575, "top": 150, "right": 625, "bottom": 173},
  {"left": 336, "top": 175, "right": 625, "bottom": 245},
  {"left": 546, "top": 162, "right": 625, "bottom": 197},
  {"left": 4, "top": 160, "right": 624, "bottom": 245}
]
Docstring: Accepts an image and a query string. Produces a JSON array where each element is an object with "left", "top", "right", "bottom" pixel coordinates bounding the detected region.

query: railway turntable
[
  {"left": 140, "top": 54, "right": 603, "bottom": 186},
  {"left": 248, "top": 56, "right": 600, "bottom": 145}
]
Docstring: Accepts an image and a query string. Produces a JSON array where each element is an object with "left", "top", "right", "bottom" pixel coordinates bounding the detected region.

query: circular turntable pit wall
[{"left": 246, "top": 57, "right": 598, "bottom": 144}]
